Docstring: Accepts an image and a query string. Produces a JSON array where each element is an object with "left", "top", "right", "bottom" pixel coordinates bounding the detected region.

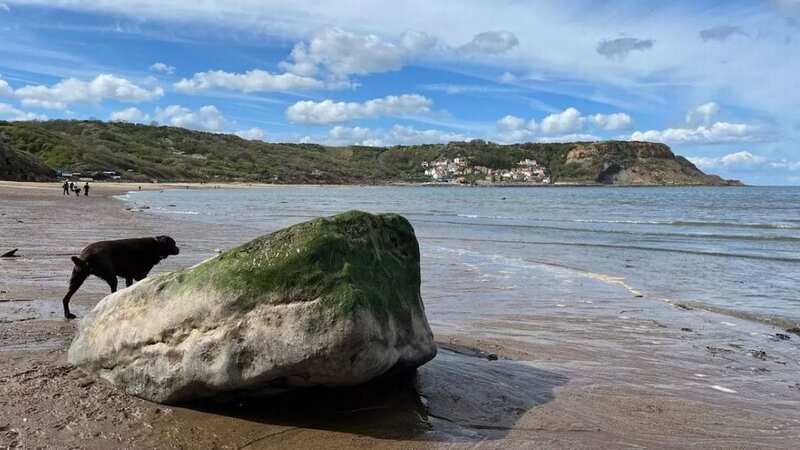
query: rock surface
[
  {"left": 68, "top": 211, "right": 437, "bottom": 404},
  {"left": 564, "top": 141, "right": 742, "bottom": 186}
]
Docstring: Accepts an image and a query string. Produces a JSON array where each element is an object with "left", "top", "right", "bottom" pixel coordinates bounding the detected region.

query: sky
[{"left": 1, "top": 1, "right": 799, "bottom": 184}]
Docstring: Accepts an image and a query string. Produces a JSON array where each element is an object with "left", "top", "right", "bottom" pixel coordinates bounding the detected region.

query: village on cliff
[{"left": 422, "top": 157, "right": 551, "bottom": 185}]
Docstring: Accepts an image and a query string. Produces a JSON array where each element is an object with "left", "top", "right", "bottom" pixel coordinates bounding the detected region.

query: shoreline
[
  {"left": 1, "top": 180, "right": 754, "bottom": 196},
  {"left": 1, "top": 180, "right": 799, "bottom": 449}
]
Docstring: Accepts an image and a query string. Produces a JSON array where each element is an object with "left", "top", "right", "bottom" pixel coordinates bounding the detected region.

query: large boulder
[{"left": 68, "top": 211, "right": 437, "bottom": 404}]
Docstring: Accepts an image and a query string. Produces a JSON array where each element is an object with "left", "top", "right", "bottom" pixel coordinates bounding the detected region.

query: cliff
[
  {"left": 0, "top": 120, "right": 740, "bottom": 186},
  {"left": 560, "top": 141, "right": 741, "bottom": 186}
]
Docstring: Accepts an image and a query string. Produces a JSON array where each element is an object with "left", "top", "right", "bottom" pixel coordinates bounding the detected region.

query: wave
[
  {"left": 423, "top": 236, "right": 800, "bottom": 263},
  {"left": 414, "top": 209, "right": 800, "bottom": 231},
  {"left": 668, "top": 300, "right": 800, "bottom": 330},
  {"left": 414, "top": 218, "right": 800, "bottom": 243},
  {"left": 457, "top": 213, "right": 515, "bottom": 220},
  {"left": 153, "top": 209, "right": 200, "bottom": 215},
  {"left": 574, "top": 219, "right": 800, "bottom": 230},
  {"left": 431, "top": 245, "right": 644, "bottom": 297}
]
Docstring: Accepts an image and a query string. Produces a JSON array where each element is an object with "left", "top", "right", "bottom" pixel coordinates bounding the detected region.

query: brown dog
[{"left": 62, "top": 236, "right": 180, "bottom": 319}]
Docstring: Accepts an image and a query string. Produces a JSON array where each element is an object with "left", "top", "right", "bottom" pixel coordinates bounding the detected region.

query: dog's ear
[{"left": 71, "top": 256, "right": 88, "bottom": 268}]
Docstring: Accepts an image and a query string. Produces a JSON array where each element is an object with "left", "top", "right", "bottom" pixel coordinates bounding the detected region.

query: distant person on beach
[
  {"left": 84, "top": 183, "right": 90, "bottom": 196},
  {"left": 75, "top": 186, "right": 82, "bottom": 196},
  {"left": 62, "top": 181, "right": 69, "bottom": 195}
]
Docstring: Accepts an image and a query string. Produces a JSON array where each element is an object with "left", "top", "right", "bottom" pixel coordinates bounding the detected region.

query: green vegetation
[
  {"left": 172, "top": 211, "right": 422, "bottom": 325},
  {"left": 0, "top": 139, "right": 56, "bottom": 181},
  {"left": 0, "top": 120, "right": 737, "bottom": 185}
]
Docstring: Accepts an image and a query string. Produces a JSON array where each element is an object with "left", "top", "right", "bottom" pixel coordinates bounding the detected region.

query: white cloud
[
  {"left": 530, "top": 133, "right": 600, "bottom": 143},
  {"left": 460, "top": 31, "right": 519, "bottom": 54},
  {"left": 630, "top": 122, "right": 758, "bottom": 145},
  {"left": 540, "top": 107, "right": 584, "bottom": 135},
  {"left": 689, "top": 151, "right": 766, "bottom": 170},
  {"left": 389, "top": 124, "right": 470, "bottom": 145},
  {"left": 498, "top": 72, "right": 517, "bottom": 83},
  {"left": 686, "top": 102, "right": 720, "bottom": 125},
  {"left": 235, "top": 127, "right": 267, "bottom": 141},
  {"left": 0, "top": 77, "right": 12, "bottom": 97},
  {"left": 630, "top": 102, "right": 761, "bottom": 145},
  {"left": 285, "top": 94, "right": 432, "bottom": 124},
  {"left": 174, "top": 69, "right": 324, "bottom": 93},
  {"left": 400, "top": 30, "right": 438, "bottom": 52},
  {"left": 496, "top": 114, "right": 537, "bottom": 141},
  {"left": 770, "top": 159, "right": 800, "bottom": 171},
  {"left": 154, "top": 105, "right": 226, "bottom": 131},
  {"left": 110, "top": 107, "right": 150, "bottom": 123},
  {"left": 496, "top": 108, "right": 628, "bottom": 142},
  {"left": 328, "top": 125, "right": 374, "bottom": 144},
  {"left": 422, "top": 83, "right": 515, "bottom": 95},
  {"left": 12, "top": 74, "right": 163, "bottom": 110},
  {"left": 689, "top": 151, "right": 800, "bottom": 181},
  {"left": 149, "top": 62, "right": 176, "bottom": 75},
  {"left": 0, "top": 3, "right": 9, "bottom": 12},
  {"left": 280, "top": 27, "right": 421, "bottom": 78},
  {"left": 497, "top": 115, "right": 533, "bottom": 131},
  {"left": 325, "top": 124, "right": 469, "bottom": 146},
  {"left": 275, "top": 28, "right": 437, "bottom": 88},
  {"left": 589, "top": 112, "right": 633, "bottom": 131},
  {"left": 0, "top": 103, "right": 47, "bottom": 121}
]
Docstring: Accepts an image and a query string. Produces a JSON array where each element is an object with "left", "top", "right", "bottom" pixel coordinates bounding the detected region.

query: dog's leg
[
  {"left": 101, "top": 275, "right": 118, "bottom": 293},
  {"left": 62, "top": 267, "right": 88, "bottom": 319}
]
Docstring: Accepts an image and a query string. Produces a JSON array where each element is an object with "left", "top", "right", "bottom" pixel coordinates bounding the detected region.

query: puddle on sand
[
  {"left": 179, "top": 347, "right": 567, "bottom": 444},
  {"left": 0, "top": 299, "right": 83, "bottom": 352},
  {"left": 0, "top": 298, "right": 62, "bottom": 323},
  {"left": 0, "top": 298, "right": 88, "bottom": 324}
]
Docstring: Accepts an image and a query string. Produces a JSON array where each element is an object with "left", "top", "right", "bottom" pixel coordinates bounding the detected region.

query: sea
[{"left": 119, "top": 185, "right": 800, "bottom": 330}]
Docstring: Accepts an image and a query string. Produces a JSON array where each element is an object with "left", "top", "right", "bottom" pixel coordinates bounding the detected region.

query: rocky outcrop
[
  {"left": 0, "top": 138, "right": 56, "bottom": 181},
  {"left": 562, "top": 141, "right": 742, "bottom": 186},
  {"left": 68, "top": 211, "right": 437, "bottom": 404}
]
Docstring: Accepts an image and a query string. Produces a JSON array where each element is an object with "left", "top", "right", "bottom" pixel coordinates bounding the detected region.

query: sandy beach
[{"left": 1, "top": 181, "right": 799, "bottom": 450}]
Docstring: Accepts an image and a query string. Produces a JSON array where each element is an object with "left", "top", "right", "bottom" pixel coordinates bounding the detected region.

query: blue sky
[{"left": 1, "top": 1, "right": 799, "bottom": 184}]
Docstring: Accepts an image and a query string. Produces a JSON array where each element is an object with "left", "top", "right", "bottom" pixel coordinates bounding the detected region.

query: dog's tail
[{"left": 71, "top": 256, "right": 88, "bottom": 269}]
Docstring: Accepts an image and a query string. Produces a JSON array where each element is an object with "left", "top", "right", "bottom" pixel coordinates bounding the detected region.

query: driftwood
[{"left": 1, "top": 249, "right": 20, "bottom": 258}]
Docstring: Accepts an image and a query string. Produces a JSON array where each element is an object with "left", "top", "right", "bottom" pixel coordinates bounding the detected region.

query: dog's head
[{"left": 155, "top": 235, "right": 180, "bottom": 259}]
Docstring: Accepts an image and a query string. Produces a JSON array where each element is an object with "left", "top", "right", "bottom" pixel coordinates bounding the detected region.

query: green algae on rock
[{"left": 68, "top": 211, "right": 437, "bottom": 404}]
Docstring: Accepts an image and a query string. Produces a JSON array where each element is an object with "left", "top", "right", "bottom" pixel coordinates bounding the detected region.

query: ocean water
[{"left": 121, "top": 186, "right": 800, "bottom": 327}]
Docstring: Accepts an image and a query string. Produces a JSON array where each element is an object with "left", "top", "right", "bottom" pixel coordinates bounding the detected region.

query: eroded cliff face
[{"left": 560, "top": 141, "right": 741, "bottom": 186}]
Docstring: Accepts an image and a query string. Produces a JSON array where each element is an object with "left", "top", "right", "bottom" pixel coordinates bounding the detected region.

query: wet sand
[{"left": 1, "top": 181, "right": 799, "bottom": 449}]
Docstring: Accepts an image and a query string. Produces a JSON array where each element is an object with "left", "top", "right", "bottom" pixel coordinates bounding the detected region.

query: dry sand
[{"left": 1, "top": 181, "right": 799, "bottom": 449}]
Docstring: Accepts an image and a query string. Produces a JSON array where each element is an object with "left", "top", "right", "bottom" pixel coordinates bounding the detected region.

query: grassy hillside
[
  {"left": 0, "top": 120, "right": 739, "bottom": 185},
  {"left": 0, "top": 139, "right": 56, "bottom": 181}
]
